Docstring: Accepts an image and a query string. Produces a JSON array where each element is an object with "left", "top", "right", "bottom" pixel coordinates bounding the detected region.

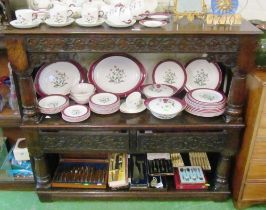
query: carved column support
[
  {"left": 225, "top": 69, "right": 246, "bottom": 123},
  {"left": 24, "top": 129, "right": 51, "bottom": 189},
  {"left": 5, "top": 38, "right": 39, "bottom": 122},
  {"left": 213, "top": 129, "right": 241, "bottom": 191}
]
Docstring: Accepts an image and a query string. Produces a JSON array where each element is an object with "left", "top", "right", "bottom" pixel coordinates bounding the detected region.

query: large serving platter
[
  {"left": 35, "top": 61, "right": 85, "bottom": 96},
  {"left": 88, "top": 53, "right": 146, "bottom": 97},
  {"left": 185, "top": 58, "right": 222, "bottom": 91},
  {"left": 152, "top": 59, "right": 186, "bottom": 93}
]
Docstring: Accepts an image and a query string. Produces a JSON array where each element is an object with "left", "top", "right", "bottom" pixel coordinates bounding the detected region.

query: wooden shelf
[
  {"left": 37, "top": 188, "right": 230, "bottom": 202},
  {"left": 21, "top": 111, "right": 244, "bottom": 130},
  {"left": 0, "top": 180, "right": 35, "bottom": 191},
  {"left": 0, "top": 107, "right": 21, "bottom": 127}
]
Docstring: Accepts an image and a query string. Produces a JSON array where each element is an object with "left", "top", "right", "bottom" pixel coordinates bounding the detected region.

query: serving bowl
[
  {"left": 38, "top": 94, "right": 69, "bottom": 114},
  {"left": 140, "top": 84, "right": 178, "bottom": 98}
]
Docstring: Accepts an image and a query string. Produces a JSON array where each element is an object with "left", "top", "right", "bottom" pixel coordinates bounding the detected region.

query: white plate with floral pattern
[
  {"left": 10, "top": 19, "right": 42, "bottom": 29},
  {"left": 35, "top": 61, "right": 85, "bottom": 96},
  {"left": 139, "top": 20, "right": 167, "bottom": 27},
  {"left": 45, "top": 18, "right": 75, "bottom": 27},
  {"left": 140, "top": 84, "right": 178, "bottom": 98},
  {"left": 75, "top": 18, "right": 104, "bottom": 27},
  {"left": 62, "top": 104, "right": 90, "bottom": 122},
  {"left": 88, "top": 53, "right": 146, "bottom": 97},
  {"left": 152, "top": 59, "right": 186, "bottom": 93},
  {"left": 185, "top": 58, "right": 222, "bottom": 91}
]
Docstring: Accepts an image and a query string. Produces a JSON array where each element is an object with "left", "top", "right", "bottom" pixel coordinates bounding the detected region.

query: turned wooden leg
[
  {"left": 34, "top": 155, "right": 51, "bottom": 189},
  {"left": 5, "top": 38, "right": 39, "bottom": 122},
  {"left": 225, "top": 69, "right": 246, "bottom": 123}
]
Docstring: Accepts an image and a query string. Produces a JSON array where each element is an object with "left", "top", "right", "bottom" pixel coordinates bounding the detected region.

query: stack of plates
[
  {"left": 89, "top": 92, "right": 120, "bottom": 115},
  {"left": 184, "top": 88, "right": 226, "bottom": 117},
  {"left": 62, "top": 105, "right": 91, "bottom": 123}
]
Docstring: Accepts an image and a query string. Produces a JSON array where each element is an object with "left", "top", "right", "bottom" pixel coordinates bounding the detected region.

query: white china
[
  {"left": 10, "top": 19, "right": 42, "bottom": 29},
  {"left": 130, "top": 0, "right": 146, "bottom": 18},
  {"left": 153, "top": 60, "right": 186, "bottom": 92},
  {"left": 38, "top": 94, "right": 69, "bottom": 114},
  {"left": 143, "top": 0, "right": 158, "bottom": 14},
  {"left": 140, "top": 84, "right": 178, "bottom": 98},
  {"left": 125, "top": 91, "right": 141, "bottom": 110},
  {"left": 81, "top": 3, "right": 103, "bottom": 24},
  {"left": 48, "top": 6, "right": 73, "bottom": 24},
  {"left": 62, "top": 104, "right": 90, "bottom": 122},
  {"left": 70, "top": 95, "right": 90, "bottom": 105},
  {"left": 148, "top": 13, "right": 170, "bottom": 21},
  {"left": 145, "top": 97, "right": 186, "bottom": 120},
  {"left": 120, "top": 99, "right": 146, "bottom": 114},
  {"left": 35, "top": 61, "right": 85, "bottom": 96},
  {"left": 106, "top": 3, "right": 134, "bottom": 26},
  {"left": 70, "top": 83, "right": 95, "bottom": 97},
  {"left": 89, "top": 92, "right": 120, "bottom": 115},
  {"left": 89, "top": 54, "right": 146, "bottom": 97},
  {"left": 105, "top": 19, "right": 136, "bottom": 27},
  {"left": 15, "top": 9, "right": 38, "bottom": 25},
  {"left": 45, "top": 17, "right": 74, "bottom": 27},
  {"left": 75, "top": 18, "right": 104, "bottom": 27},
  {"left": 139, "top": 20, "right": 167, "bottom": 27},
  {"left": 29, "top": 0, "right": 52, "bottom": 10},
  {"left": 184, "top": 88, "right": 226, "bottom": 118},
  {"left": 36, "top": 9, "right": 49, "bottom": 22},
  {"left": 185, "top": 58, "right": 222, "bottom": 91}
]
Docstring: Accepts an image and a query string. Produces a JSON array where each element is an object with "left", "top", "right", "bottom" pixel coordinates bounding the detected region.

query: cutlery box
[
  {"left": 147, "top": 153, "right": 174, "bottom": 176},
  {"left": 51, "top": 158, "right": 108, "bottom": 189}
]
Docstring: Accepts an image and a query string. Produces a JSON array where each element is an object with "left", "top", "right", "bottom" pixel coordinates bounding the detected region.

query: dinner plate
[
  {"left": 139, "top": 20, "right": 167, "bottom": 27},
  {"left": 35, "top": 60, "right": 85, "bottom": 96},
  {"left": 153, "top": 59, "right": 186, "bottom": 93},
  {"left": 10, "top": 19, "right": 42, "bottom": 29},
  {"left": 45, "top": 18, "right": 74, "bottom": 27},
  {"left": 88, "top": 53, "right": 146, "bottom": 97},
  {"left": 185, "top": 58, "right": 222, "bottom": 91}
]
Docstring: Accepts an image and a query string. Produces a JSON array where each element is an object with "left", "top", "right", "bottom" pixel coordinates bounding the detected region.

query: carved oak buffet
[{"left": 2, "top": 19, "right": 261, "bottom": 201}]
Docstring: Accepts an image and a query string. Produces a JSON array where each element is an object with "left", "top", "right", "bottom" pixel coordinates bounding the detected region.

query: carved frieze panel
[
  {"left": 26, "top": 35, "right": 240, "bottom": 53},
  {"left": 39, "top": 134, "right": 129, "bottom": 152},
  {"left": 138, "top": 132, "right": 227, "bottom": 153}
]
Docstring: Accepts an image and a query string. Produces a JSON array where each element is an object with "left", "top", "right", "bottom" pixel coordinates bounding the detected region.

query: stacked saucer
[
  {"left": 62, "top": 105, "right": 90, "bottom": 122},
  {"left": 184, "top": 88, "right": 226, "bottom": 117},
  {"left": 89, "top": 92, "right": 120, "bottom": 115}
]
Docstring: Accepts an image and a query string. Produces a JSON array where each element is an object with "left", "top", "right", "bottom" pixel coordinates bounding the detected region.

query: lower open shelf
[{"left": 37, "top": 188, "right": 230, "bottom": 202}]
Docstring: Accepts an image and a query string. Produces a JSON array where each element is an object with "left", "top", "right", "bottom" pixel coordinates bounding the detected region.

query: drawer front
[
  {"left": 247, "top": 161, "right": 266, "bottom": 181},
  {"left": 243, "top": 183, "right": 266, "bottom": 201},
  {"left": 39, "top": 131, "right": 129, "bottom": 153},
  {"left": 137, "top": 131, "right": 227, "bottom": 153},
  {"left": 252, "top": 141, "right": 266, "bottom": 159}
]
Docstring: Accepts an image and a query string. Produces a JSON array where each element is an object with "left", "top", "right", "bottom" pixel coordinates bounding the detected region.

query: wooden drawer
[
  {"left": 39, "top": 131, "right": 129, "bottom": 153},
  {"left": 242, "top": 183, "right": 266, "bottom": 201},
  {"left": 252, "top": 141, "right": 266, "bottom": 159},
  {"left": 137, "top": 131, "right": 227, "bottom": 153},
  {"left": 247, "top": 161, "right": 266, "bottom": 180}
]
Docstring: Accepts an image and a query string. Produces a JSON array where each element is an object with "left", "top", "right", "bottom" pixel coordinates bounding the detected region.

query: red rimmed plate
[
  {"left": 139, "top": 19, "right": 167, "bottom": 27},
  {"left": 88, "top": 53, "right": 146, "bottom": 97},
  {"left": 152, "top": 59, "right": 187, "bottom": 93},
  {"left": 185, "top": 58, "right": 222, "bottom": 91},
  {"left": 34, "top": 60, "right": 86, "bottom": 96}
]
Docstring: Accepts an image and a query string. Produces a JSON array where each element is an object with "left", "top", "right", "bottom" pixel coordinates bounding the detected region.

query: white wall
[{"left": 158, "top": 0, "right": 266, "bottom": 21}]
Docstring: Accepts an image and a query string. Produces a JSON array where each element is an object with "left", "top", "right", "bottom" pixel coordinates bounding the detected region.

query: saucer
[
  {"left": 10, "top": 19, "right": 42, "bottom": 29},
  {"left": 139, "top": 20, "right": 167, "bottom": 28},
  {"left": 75, "top": 18, "right": 104, "bottom": 27},
  {"left": 120, "top": 99, "right": 146, "bottom": 114},
  {"left": 45, "top": 18, "right": 74, "bottom": 27},
  {"left": 105, "top": 19, "right": 136, "bottom": 28}
]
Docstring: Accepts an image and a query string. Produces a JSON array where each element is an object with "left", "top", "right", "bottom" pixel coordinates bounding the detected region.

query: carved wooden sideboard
[{"left": 2, "top": 19, "right": 262, "bottom": 202}]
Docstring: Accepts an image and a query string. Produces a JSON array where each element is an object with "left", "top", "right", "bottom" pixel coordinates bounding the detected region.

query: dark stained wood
[{"left": 1, "top": 18, "right": 261, "bottom": 201}]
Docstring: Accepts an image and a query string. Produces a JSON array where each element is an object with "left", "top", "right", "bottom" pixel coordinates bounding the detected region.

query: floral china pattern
[
  {"left": 156, "top": 98, "right": 175, "bottom": 113},
  {"left": 163, "top": 69, "right": 176, "bottom": 85},
  {"left": 52, "top": 70, "right": 69, "bottom": 88},
  {"left": 198, "top": 93, "right": 216, "bottom": 102},
  {"left": 106, "top": 65, "right": 126, "bottom": 84},
  {"left": 46, "top": 102, "right": 59, "bottom": 108},
  {"left": 70, "top": 109, "right": 81, "bottom": 116},
  {"left": 98, "top": 97, "right": 111, "bottom": 104},
  {"left": 52, "top": 13, "right": 66, "bottom": 23},
  {"left": 148, "top": 84, "right": 163, "bottom": 93},
  {"left": 193, "top": 69, "right": 209, "bottom": 86}
]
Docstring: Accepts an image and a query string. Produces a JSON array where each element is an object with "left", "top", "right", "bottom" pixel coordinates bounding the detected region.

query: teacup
[
  {"left": 126, "top": 91, "right": 141, "bottom": 110},
  {"left": 82, "top": 3, "right": 104, "bottom": 23},
  {"left": 15, "top": 9, "right": 38, "bottom": 25},
  {"left": 106, "top": 3, "right": 133, "bottom": 25},
  {"left": 49, "top": 7, "right": 73, "bottom": 23}
]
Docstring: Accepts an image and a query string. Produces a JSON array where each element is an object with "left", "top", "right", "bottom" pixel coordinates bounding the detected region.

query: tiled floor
[{"left": 0, "top": 191, "right": 266, "bottom": 210}]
